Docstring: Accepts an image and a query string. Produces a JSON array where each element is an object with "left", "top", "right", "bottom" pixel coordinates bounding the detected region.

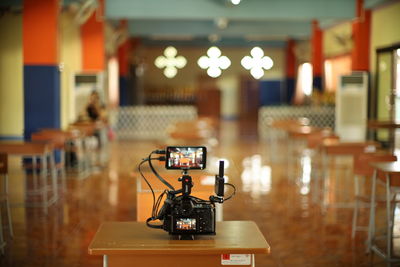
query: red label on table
[{"left": 222, "top": 254, "right": 230, "bottom": 260}]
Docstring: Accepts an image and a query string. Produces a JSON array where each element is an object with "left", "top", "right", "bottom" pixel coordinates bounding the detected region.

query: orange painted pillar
[
  {"left": 311, "top": 20, "right": 323, "bottom": 92},
  {"left": 285, "top": 39, "right": 296, "bottom": 103},
  {"left": 23, "top": 0, "right": 60, "bottom": 139},
  {"left": 81, "top": 0, "right": 105, "bottom": 71},
  {"left": 352, "top": 0, "right": 371, "bottom": 71}
]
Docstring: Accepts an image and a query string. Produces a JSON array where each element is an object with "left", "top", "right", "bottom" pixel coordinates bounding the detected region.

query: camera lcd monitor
[{"left": 165, "top": 146, "right": 207, "bottom": 170}]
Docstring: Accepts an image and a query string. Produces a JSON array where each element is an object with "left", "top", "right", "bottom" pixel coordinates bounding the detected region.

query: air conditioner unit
[{"left": 335, "top": 72, "right": 368, "bottom": 142}]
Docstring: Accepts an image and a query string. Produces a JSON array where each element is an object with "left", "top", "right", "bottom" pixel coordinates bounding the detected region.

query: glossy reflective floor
[{"left": 0, "top": 120, "right": 393, "bottom": 266}]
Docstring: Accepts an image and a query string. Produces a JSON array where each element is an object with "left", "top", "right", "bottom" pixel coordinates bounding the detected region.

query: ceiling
[
  {"left": 107, "top": 0, "right": 355, "bottom": 47},
  {"left": 0, "top": 0, "right": 392, "bottom": 47}
]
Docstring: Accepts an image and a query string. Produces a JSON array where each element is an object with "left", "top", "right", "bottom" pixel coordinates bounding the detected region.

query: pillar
[
  {"left": 311, "top": 20, "right": 323, "bottom": 92},
  {"left": 352, "top": 0, "right": 371, "bottom": 71},
  {"left": 285, "top": 39, "right": 296, "bottom": 103},
  {"left": 81, "top": 0, "right": 105, "bottom": 71},
  {"left": 23, "top": 0, "right": 60, "bottom": 139},
  {"left": 118, "top": 21, "right": 130, "bottom": 106}
]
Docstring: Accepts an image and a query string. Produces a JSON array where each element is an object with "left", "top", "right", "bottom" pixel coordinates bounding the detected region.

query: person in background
[{"left": 86, "top": 91, "right": 102, "bottom": 122}]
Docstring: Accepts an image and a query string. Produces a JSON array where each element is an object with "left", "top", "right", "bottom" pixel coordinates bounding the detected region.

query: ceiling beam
[
  {"left": 106, "top": 0, "right": 355, "bottom": 21},
  {"left": 139, "top": 37, "right": 287, "bottom": 48},
  {"left": 129, "top": 20, "right": 311, "bottom": 39}
]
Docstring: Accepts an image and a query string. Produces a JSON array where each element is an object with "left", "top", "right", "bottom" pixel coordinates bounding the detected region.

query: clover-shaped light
[
  {"left": 197, "top": 46, "right": 231, "bottom": 78},
  {"left": 154, "top": 46, "right": 187, "bottom": 78},
  {"left": 241, "top": 47, "right": 273, "bottom": 79}
]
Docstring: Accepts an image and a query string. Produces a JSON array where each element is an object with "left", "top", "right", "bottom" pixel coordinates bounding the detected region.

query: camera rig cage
[{"left": 138, "top": 148, "right": 236, "bottom": 240}]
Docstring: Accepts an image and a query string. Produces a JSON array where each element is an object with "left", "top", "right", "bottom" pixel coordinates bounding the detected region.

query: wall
[
  {"left": 0, "top": 13, "right": 23, "bottom": 138},
  {"left": 323, "top": 21, "right": 352, "bottom": 58},
  {"left": 140, "top": 46, "right": 285, "bottom": 117},
  {"left": 60, "top": 10, "right": 82, "bottom": 128},
  {"left": 370, "top": 1, "right": 400, "bottom": 78}
]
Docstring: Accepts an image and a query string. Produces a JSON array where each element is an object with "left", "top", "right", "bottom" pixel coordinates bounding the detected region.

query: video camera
[{"left": 138, "top": 146, "right": 235, "bottom": 239}]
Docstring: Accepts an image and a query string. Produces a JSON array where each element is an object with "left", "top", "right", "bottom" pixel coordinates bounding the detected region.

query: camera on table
[{"left": 139, "top": 146, "right": 234, "bottom": 239}]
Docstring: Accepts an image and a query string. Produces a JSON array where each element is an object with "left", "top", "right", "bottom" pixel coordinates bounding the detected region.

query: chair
[
  {"left": 367, "top": 161, "right": 400, "bottom": 263},
  {"left": 352, "top": 152, "right": 397, "bottom": 238},
  {"left": 320, "top": 141, "right": 380, "bottom": 213}
]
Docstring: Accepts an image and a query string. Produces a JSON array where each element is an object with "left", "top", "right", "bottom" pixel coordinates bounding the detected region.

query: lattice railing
[
  {"left": 258, "top": 106, "right": 335, "bottom": 140},
  {"left": 116, "top": 106, "right": 197, "bottom": 140}
]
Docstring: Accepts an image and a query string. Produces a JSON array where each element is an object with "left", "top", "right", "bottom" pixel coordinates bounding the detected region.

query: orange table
[{"left": 88, "top": 221, "right": 270, "bottom": 267}]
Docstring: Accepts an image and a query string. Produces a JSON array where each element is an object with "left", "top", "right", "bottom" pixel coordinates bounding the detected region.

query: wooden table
[
  {"left": 0, "top": 142, "right": 57, "bottom": 214},
  {"left": 88, "top": 221, "right": 270, "bottom": 267}
]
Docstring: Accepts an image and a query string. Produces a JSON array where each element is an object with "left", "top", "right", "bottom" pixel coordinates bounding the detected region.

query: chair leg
[
  {"left": 41, "top": 155, "right": 48, "bottom": 215},
  {"left": 367, "top": 170, "right": 377, "bottom": 253},
  {"left": 386, "top": 174, "right": 392, "bottom": 259},
  {"left": 0, "top": 211, "right": 4, "bottom": 255},
  {"left": 4, "top": 174, "right": 13, "bottom": 237},
  {"left": 322, "top": 153, "right": 329, "bottom": 213},
  {"left": 352, "top": 175, "right": 360, "bottom": 239}
]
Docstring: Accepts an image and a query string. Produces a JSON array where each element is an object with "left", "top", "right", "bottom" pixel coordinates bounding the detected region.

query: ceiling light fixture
[
  {"left": 231, "top": 0, "right": 241, "bottom": 5},
  {"left": 241, "top": 47, "right": 273, "bottom": 79},
  {"left": 198, "top": 46, "right": 231, "bottom": 78},
  {"left": 154, "top": 46, "right": 187, "bottom": 78}
]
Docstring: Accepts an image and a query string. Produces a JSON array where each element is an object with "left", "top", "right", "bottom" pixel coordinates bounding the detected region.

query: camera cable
[
  {"left": 148, "top": 151, "right": 175, "bottom": 191},
  {"left": 223, "top": 182, "right": 236, "bottom": 201}
]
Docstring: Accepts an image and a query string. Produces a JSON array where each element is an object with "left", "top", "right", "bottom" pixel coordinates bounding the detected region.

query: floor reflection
[
  {"left": 241, "top": 154, "right": 272, "bottom": 199},
  {"left": 0, "top": 121, "right": 393, "bottom": 266}
]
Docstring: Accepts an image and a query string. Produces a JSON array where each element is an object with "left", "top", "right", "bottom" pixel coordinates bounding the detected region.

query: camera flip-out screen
[
  {"left": 165, "top": 146, "right": 207, "bottom": 170},
  {"left": 176, "top": 218, "right": 196, "bottom": 230}
]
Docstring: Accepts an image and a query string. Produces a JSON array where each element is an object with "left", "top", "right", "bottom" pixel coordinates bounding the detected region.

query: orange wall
[{"left": 23, "top": 0, "right": 59, "bottom": 64}]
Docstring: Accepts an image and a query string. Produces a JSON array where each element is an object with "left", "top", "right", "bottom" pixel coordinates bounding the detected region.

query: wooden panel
[
  {"left": 197, "top": 89, "right": 221, "bottom": 119},
  {"left": 108, "top": 254, "right": 251, "bottom": 267}
]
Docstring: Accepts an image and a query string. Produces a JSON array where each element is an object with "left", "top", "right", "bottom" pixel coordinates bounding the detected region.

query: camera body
[
  {"left": 143, "top": 146, "right": 231, "bottom": 238},
  {"left": 162, "top": 196, "right": 216, "bottom": 235}
]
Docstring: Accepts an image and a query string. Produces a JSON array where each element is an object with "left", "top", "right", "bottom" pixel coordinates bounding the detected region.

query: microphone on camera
[{"left": 215, "top": 160, "right": 225, "bottom": 198}]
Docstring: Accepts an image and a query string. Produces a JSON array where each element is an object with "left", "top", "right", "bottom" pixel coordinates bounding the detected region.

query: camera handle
[{"left": 178, "top": 170, "right": 193, "bottom": 197}]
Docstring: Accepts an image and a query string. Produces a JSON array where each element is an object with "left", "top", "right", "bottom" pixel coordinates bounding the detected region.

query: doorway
[{"left": 374, "top": 44, "right": 400, "bottom": 143}]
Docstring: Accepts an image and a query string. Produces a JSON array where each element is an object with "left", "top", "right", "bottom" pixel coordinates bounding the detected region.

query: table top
[
  {"left": 88, "top": 221, "right": 270, "bottom": 256},
  {"left": 368, "top": 120, "right": 400, "bottom": 129},
  {"left": 0, "top": 141, "right": 52, "bottom": 155},
  {"left": 370, "top": 161, "right": 400, "bottom": 174}
]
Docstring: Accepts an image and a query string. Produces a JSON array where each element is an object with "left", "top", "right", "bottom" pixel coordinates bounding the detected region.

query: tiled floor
[{"left": 0, "top": 120, "right": 394, "bottom": 266}]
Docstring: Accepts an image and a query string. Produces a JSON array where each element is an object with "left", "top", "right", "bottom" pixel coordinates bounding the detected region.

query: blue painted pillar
[{"left": 23, "top": 0, "right": 60, "bottom": 139}]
